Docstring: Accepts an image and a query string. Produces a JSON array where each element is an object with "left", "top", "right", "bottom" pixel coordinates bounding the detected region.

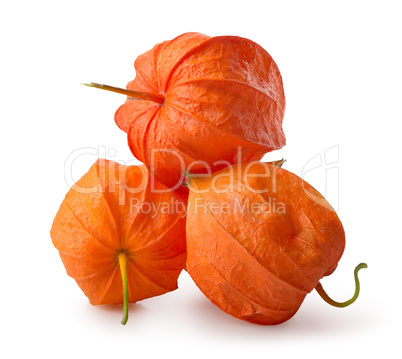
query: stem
[
  {"left": 315, "top": 263, "right": 367, "bottom": 308},
  {"left": 118, "top": 252, "right": 129, "bottom": 325},
  {"left": 81, "top": 82, "right": 165, "bottom": 104},
  {"left": 180, "top": 170, "right": 191, "bottom": 188},
  {"left": 268, "top": 158, "right": 286, "bottom": 168}
]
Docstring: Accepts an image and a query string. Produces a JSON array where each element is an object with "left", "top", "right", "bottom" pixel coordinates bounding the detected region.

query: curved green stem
[
  {"left": 315, "top": 263, "right": 367, "bottom": 308},
  {"left": 118, "top": 252, "right": 129, "bottom": 325},
  {"left": 81, "top": 82, "right": 165, "bottom": 104}
]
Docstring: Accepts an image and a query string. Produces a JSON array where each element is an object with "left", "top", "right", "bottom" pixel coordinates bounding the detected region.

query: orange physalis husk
[
  {"left": 85, "top": 32, "right": 286, "bottom": 191},
  {"left": 50, "top": 159, "right": 187, "bottom": 324},
  {"left": 186, "top": 161, "right": 359, "bottom": 325}
]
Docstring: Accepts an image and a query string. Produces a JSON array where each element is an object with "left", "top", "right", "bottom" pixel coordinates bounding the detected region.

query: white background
[{"left": 1, "top": 0, "right": 401, "bottom": 358}]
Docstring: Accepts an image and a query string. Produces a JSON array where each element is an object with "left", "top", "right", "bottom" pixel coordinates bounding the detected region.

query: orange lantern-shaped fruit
[
  {"left": 84, "top": 32, "right": 286, "bottom": 190},
  {"left": 51, "top": 159, "right": 187, "bottom": 324},
  {"left": 186, "top": 162, "right": 366, "bottom": 325}
]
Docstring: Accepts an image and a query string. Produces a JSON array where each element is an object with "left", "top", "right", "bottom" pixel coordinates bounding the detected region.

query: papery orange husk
[
  {"left": 115, "top": 32, "right": 286, "bottom": 191},
  {"left": 186, "top": 162, "right": 345, "bottom": 325},
  {"left": 51, "top": 159, "right": 187, "bottom": 305}
]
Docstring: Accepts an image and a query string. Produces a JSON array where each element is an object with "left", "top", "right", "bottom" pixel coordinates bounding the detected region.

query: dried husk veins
[
  {"left": 51, "top": 159, "right": 187, "bottom": 305},
  {"left": 115, "top": 32, "right": 286, "bottom": 190},
  {"left": 186, "top": 162, "right": 345, "bottom": 325}
]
